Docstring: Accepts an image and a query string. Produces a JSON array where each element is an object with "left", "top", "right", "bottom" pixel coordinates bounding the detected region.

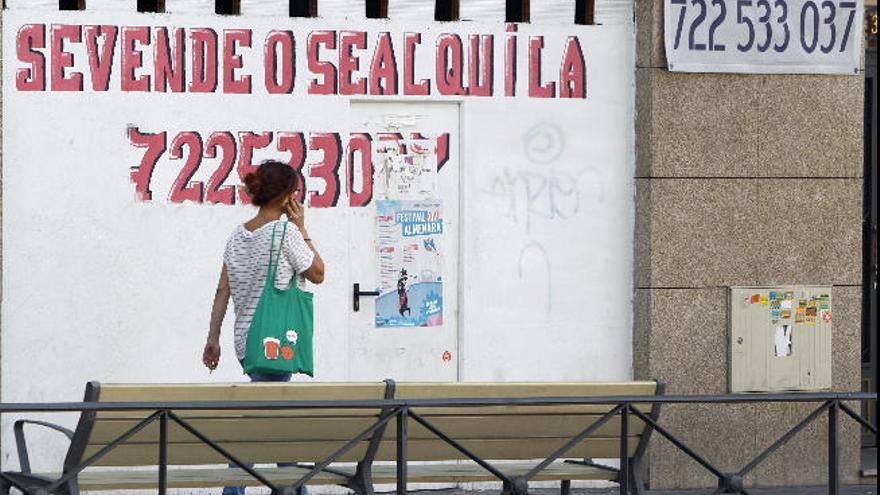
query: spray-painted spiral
[{"left": 523, "top": 122, "right": 565, "bottom": 164}]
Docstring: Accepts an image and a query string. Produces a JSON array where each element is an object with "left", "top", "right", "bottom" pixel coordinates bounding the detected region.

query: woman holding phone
[{"left": 202, "top": 160, "right": 324, "bottom": 495}]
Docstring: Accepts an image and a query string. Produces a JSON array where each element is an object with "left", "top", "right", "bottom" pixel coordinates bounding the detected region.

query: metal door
[{"left": 346, "top": 102, "right": 460, "bottom": 382}]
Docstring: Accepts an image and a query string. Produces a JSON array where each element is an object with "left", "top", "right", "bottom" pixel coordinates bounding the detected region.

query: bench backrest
[
  {"left": 76, "top": 381, "right": 392, "bottom": 467},
  {"left": 69, "top": 380, "right": 662, "bottom": 468},
  {"left": 375, "top": 381, "right": 661, "bottom": 462}
]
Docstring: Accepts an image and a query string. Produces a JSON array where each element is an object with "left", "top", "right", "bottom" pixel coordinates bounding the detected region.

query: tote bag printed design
[{"left": 244, "top": 223, "right": 314, "bottom": 376}]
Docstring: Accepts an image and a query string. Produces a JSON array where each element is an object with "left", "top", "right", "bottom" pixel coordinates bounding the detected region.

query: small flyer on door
[
  {"left": 375, "top": 199, "right": 443, "bottom": 328},
  {"left": 375, "top": 138, "right": 438, "bottom": 200}
]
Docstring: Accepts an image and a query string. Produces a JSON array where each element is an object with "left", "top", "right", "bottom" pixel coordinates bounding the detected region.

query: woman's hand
[
  {"left": 205, "top": 265, "right": 229, "bottom": 372},
  {"left": 284, "top": 198, "right": 306, "bottom": 231},
  {"left": 285, "top": 197, "right": 324, "bottom": 284},
  {"left": 202, "top": 338, "right": 220, "bottom": 371}
]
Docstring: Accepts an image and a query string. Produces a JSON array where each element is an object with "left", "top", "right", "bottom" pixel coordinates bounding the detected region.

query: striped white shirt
[{"left": 224, "top": 220, "right": 315, "bottom": 361}]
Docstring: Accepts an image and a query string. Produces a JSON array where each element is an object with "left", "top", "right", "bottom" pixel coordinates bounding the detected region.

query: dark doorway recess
[
  {"left": 575, "top": 0, "right": 595, "bottom": 24},
  {"left": 137, "top": 0, "right": 165, "bottom": 12},
  {"left": 506, "top": 0, "right": 529, "bottom": 22},
  {"left": 215, "top": 0, "right": 240, "bottom": 15},
  {"left": 366, "top": 0, "right": 387, "bottom": 18},
  {"left": 435, "top": 0, "right": 459, "bottom": 21},
  {"left": 863, "top": 8, "right": 878, "bottom": 450},
  {"left": 291, "top": 0, "right": 317, "bottom": 17},
  {"left": 59, "top": 0, "right": 84, "bottom": 10}
]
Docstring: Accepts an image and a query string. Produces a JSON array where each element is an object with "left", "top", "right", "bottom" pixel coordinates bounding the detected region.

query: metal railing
[{"left": 0, "top": 391, "right": 876, "bottom": 495}]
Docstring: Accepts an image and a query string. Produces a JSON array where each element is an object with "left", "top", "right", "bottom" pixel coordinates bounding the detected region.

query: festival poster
[{"left": 375, "top": 199, "right": 443, "bottom": 328}]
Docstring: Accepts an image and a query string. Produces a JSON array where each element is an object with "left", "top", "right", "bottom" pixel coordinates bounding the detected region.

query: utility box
[{"left": 730, "top": 287, "right": 832, "bottom": 392}]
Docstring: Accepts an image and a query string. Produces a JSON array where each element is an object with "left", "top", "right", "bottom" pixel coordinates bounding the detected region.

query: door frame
[
  {"left": 345, "top": 99, "right": 465, "bottom": 383},
  {"left": 862, "top": 18, "right": 878, "bottom": 449}
]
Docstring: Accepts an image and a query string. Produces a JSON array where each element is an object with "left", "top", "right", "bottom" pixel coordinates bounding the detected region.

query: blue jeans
[{"left": 222, "top": 368, "right": 307, "bottom": 495}]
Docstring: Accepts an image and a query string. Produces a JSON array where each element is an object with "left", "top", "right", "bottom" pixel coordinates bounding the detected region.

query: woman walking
[{"left": 202, "top": 160, "right": 324, "bottom": 495}]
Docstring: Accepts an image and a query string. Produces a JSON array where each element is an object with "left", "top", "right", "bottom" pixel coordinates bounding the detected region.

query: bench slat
[
  {"left": 409, "top": 405, "right": 655, "bottom": 416},
  {"left": 89, "top": 416, "right": 383, "bottom": 444},
  {"left": 95, "top": 383, "right": 389, "bottom": 419},
  {"left": 89, "top": 414, "right": 646, "bottom": 444},
  {"left": 397, "top": 382, "right": 657, "bottom": 416},
  {"left": 46, "top": 466, "right": 348, "bottom": 490},
  {"left": 93, "top": 382, "right": 657, "bottom": 418},
  {"left": 85, "top": 437, "right": 640, "bottom": 466},
  {"left": 384, "top": 414, "right": 646, "bottom": 440},
  {"left": 368, "top": 461, "right": 620, "bottom": 483},
  {"left": 371, "top": 437, "right": 640, "bottom": 462},
  {"left": 46, "top": 461, "right": 617, "bottom": 490},
  {"left": 395, "top": 382, "right": 658, "bottom": 398},
  {"left": 97, "top": 409, "right": 385, "bottom": 419},
  {"left": 98, "top": 383, "right": 388, "bottom": 402},
  {"left": 96, "top": 406, "right": 653, "bottom": 419}
]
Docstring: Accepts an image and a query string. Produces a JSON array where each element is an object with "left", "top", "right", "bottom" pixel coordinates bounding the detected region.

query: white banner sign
[{"left": 664, "top": 0, "right": 863, "bottom": 73}]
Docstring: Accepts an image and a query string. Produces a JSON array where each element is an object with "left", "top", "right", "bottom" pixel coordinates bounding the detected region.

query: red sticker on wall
[{"left": 442, "top": 351, "right": 452, "bottom": 362}]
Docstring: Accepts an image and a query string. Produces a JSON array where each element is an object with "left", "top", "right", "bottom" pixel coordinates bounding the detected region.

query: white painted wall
[{"left": 0, "top": 6, "right": 635, "bottom": 477}]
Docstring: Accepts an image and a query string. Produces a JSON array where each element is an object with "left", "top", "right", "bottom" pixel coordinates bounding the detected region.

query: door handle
[{"left": 353, "top": 283, "right": 380, "bottom": 312}]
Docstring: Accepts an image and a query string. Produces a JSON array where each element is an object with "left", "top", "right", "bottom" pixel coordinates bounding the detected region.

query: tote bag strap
[{"left": 265, "top": 221, "right": 289, "bottom": 285}]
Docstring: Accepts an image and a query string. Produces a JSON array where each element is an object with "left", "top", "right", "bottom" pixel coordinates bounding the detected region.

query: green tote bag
[{"left": 243, "top": 222, "right": 314, "bottom": 377}]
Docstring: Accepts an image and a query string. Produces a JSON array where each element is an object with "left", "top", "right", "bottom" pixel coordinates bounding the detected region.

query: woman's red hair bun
[
  {"left": 243, "top": 172, "right": 263, "bottom": 199},
  {"left": 243, "top": 161, "right": 297, "bottom": 206}
]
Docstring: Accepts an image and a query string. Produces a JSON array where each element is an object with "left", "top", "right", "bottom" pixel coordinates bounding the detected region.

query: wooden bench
[
  {"left": 2, "top": 380, "right": 664, "bottom": 495},
  {"left": 374, "top": 381, "right": 664, "bottom": 495}
]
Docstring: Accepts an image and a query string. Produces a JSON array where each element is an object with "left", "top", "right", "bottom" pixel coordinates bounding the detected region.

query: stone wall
[{"left": 633, "top": 0, "right": 864, "bottom": 488}]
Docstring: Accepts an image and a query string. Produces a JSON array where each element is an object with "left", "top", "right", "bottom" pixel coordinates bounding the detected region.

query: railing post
[
  {"left": 619, "top": 404, "right": 628, "bottom": 495},
  {"left": 828, "top": 401, "right": 839, "bottom": 495},
  {"left": 159, "top": 410, "right": 168, "bottom": 495},
  {"left": 397, "top": 407, "right": 408, "bottom": 495}
]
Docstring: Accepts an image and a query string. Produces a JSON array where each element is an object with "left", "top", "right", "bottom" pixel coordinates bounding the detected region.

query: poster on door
[
  {"left": 375, "top": 138, "right": 439, "bottom": 200},
  {"left": 375, "top": 199, "right": 443, "bottom": 328}
]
